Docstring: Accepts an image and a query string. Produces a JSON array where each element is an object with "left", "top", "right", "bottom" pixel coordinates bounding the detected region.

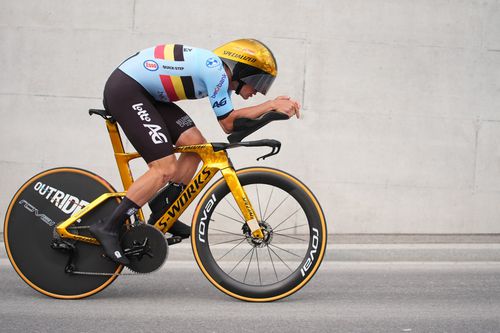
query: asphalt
[
  {"left": 2, "top": 233, "right": 500, "bottom": 262},
  {"left": 2, "top": 260, "right": 500, "bottom": 332}
]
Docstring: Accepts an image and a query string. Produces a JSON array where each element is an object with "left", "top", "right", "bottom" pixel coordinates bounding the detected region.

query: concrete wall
[{"left": 1, "top": 0, "right": 499, "bottom": 234}]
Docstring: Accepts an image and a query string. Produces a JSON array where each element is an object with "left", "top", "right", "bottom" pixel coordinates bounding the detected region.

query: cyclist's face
[{"left": 239, "top": 84, "right": 257, "bottom": 100}]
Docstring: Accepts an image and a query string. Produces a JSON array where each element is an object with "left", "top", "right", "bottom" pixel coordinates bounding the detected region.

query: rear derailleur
[{"left": 50, "top": 237, "right": 77, "bottom": 274}]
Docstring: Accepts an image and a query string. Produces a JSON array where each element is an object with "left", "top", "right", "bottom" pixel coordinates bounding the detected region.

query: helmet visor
[{"left": 241, "top": 74, "right": 276, "bottom": 95}]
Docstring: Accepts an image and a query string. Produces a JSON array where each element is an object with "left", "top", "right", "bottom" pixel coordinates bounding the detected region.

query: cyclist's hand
[{"left": 272, "top": 96, "right": 301, "bottom": 119}]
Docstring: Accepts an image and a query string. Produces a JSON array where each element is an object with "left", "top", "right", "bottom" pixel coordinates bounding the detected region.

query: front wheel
[{"left": 191, "top": 167, "right": 327, "bottom": 302}]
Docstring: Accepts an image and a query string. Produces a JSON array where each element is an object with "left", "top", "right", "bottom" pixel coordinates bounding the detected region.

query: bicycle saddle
[{"left": 89, "top": 108, "right": 116, "bottom": 123}]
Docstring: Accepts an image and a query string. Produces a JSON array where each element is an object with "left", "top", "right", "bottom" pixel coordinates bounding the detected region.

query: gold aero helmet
[{"left": 213, "top": 39, "right": 277, "bottom": 95}]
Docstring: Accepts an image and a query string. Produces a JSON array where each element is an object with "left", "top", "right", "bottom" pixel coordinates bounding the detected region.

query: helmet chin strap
[{"left": 235, "top": 80, "right": 246, "bottom": 95}]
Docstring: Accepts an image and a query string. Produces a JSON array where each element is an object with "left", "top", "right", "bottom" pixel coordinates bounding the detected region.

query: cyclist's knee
[
  {"left": 148, "top": 156, "right": 177, "bottom": 185},
  {"left": 176, "top": 127, "right": 206, "bottom": 146}
]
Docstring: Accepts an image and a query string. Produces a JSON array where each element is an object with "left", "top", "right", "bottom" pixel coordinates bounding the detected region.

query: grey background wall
[{"left": 1, "top": 0, "right": 499, "bottom": 234}]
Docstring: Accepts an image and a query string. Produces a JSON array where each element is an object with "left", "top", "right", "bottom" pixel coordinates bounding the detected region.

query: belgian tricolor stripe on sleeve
[
  {"left": 154, "top": 44, "right": 196, "bottom": 101},
  {"left": 154, "top": 44, "right": 185, "bottom": 61}
]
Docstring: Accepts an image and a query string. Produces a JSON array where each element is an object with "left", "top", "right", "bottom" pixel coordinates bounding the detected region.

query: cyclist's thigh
[
  {"left": 154, "top": 102, "right": 199, "bottom": 146},
  {"left": 104, "top": 69, "right": 174, "bottom": 163}
]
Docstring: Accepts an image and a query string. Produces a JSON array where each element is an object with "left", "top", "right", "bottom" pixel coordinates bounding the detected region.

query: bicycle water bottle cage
[
  {"left": 88, "top": 109, "right": 116, "bottom": 123},
  {"left": 227, "top": 111, "right": 289, "bottom": 143}
]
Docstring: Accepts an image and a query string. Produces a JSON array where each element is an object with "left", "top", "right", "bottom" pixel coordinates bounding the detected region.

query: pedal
[{"left": 167, "top": 236, "right": 183, "bottom": 246}]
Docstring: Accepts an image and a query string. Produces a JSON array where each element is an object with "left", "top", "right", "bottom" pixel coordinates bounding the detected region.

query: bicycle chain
[
  {"left": 67, "top": 226, "right": 90, "bottom": 230},
  {"left": 70, "top": 267, "right": 145, "bottom": 276}
]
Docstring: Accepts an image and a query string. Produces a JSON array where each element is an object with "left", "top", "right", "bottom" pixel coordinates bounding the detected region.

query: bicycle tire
[
  {"left": 191, "top": 167, "right": 327, "bottom": 302},
  {"left": 4, "top": 167, "right": 122, "bottom": 299}
]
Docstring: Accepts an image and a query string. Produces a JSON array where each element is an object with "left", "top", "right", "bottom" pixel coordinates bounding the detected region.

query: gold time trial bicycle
[{"left": 4, "top": 108, "right": 327, "bottom": 302}]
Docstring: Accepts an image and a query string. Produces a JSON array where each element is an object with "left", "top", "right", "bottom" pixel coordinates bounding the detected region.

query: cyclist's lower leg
[
  {"left": 90, "top": 155, "right": 177, "bottom": 264},
  {"left": 147, "top": 153, "right": 202, "bottom": 237},
  {"left": 147, "top": 127, "right": 206, "bottom": 238}
]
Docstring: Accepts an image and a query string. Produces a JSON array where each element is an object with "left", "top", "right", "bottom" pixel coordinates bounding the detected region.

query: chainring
[{"left": 121, "top": 224, "right": 168, "bottom": 274}]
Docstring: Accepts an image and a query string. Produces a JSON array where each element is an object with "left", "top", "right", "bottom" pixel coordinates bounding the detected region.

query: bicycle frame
[{"left": 56, "top": 119, "right": 264, "bottom": 245}]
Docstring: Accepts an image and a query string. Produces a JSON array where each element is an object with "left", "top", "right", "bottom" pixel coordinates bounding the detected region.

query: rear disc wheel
[{"left": 4, "top": 167, "right": 122, "bottom": 299}]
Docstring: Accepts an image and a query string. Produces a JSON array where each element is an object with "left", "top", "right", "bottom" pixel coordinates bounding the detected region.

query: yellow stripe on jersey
[
  {"left": 164, "top": 44, "right": 175, "bottom": 61},
  {"left": 170, "top": 76, "right": 187, "bottom": 100}
]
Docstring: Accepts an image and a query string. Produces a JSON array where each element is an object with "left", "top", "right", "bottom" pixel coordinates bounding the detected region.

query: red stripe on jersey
[
  {"left": 154, "top": 45, "right": 165, "bottom": 59},
  {"left": 159, "top": 75, "right": 179, "bottom": 101}
]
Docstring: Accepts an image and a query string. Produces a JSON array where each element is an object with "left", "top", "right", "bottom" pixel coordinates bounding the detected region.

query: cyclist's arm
[
  {"left": 218, "top": 101, "right": 274, "bottom": 134},
  {"left": 219, "top": 97, "right": 301, "bottom": 133}
]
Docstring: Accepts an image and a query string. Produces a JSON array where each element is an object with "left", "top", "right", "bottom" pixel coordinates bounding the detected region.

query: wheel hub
[{"left": 242, "top": 221, "right": 273, "bottom": 248}]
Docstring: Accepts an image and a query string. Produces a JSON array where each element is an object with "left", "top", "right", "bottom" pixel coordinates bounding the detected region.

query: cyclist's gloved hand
[{"left": 272, "top": 96, "right": 301, "bottom": 119}]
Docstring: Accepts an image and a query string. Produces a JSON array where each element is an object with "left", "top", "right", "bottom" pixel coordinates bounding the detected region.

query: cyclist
[{"left": 89, "top": 39, "right": 301, "bottom": 265}]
